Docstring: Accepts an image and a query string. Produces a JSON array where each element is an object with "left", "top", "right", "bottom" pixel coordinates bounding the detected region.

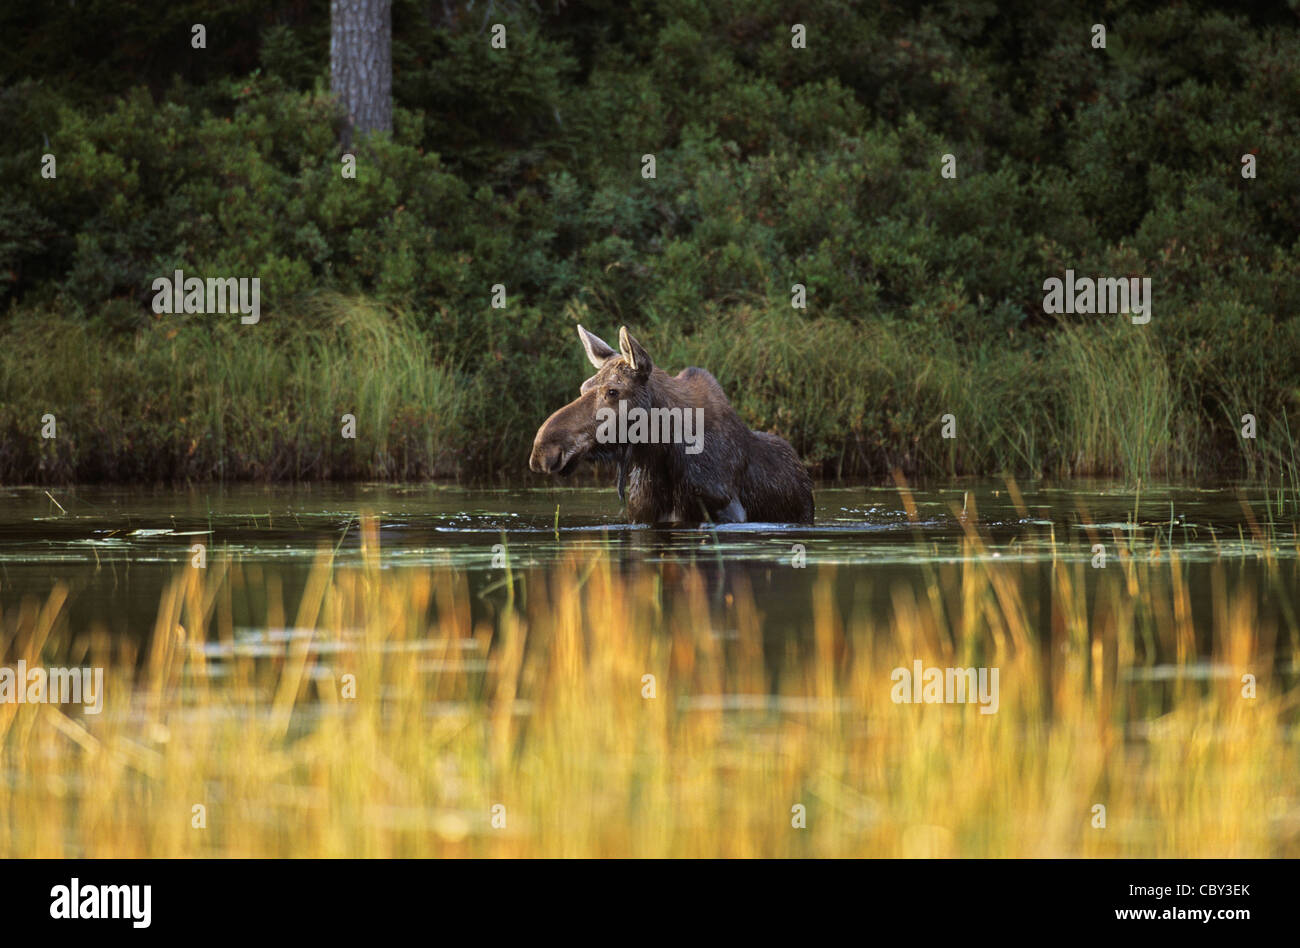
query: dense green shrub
[{"left": 1, "top": 0, "right": 1298, "bottom": 482}]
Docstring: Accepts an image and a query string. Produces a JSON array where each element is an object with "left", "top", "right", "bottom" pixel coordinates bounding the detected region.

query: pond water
[
  {"left": 0, "top": 480, "right": 1296, "bottom": 673},
  {"left": 4, "top": 478, "right": 1299, "bottom": 858}
]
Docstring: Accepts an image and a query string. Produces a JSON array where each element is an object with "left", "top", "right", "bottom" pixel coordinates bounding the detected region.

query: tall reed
[{"left": 1, "top": 516, "right": 1295, "bottom": 857}]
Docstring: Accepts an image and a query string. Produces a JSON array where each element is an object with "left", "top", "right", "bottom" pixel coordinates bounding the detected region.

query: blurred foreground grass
[{"left": 1, "top": 515, "right": 1297, "bottom": 857}]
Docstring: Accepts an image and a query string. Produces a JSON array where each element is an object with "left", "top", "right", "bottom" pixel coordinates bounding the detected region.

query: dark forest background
[{"left": 1, "top": 0, "right": 1298, "bottom": 484}]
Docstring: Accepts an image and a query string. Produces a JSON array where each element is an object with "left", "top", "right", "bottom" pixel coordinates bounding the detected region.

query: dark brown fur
[{"left": 529, "top": 326, "right": 814, "bottom": 524}]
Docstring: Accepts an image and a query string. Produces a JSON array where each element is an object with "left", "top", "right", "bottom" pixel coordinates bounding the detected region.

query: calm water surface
[{"left": 1, "top": 481, "right": 1296, "bottom": 674}]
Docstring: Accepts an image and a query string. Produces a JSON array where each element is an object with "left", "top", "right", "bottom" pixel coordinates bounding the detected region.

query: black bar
[{"left": 4, "top": 858, "right": 1287, "bottom": 935}]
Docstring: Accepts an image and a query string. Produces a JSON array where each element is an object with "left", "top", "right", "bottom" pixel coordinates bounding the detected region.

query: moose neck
[
  {"left": 631, "top": 367, "right": 692, "bottom": 416},
  {"left": 617, "top": 369, "right": 708, "bottom": 522},
  {"left": 625, "top": 369, "right": 693, "bottom": 467}
]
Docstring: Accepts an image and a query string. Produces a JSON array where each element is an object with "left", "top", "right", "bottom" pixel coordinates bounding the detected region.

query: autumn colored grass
[{"left": 1, "top": 516, "right": 1297, "bottom": 857}]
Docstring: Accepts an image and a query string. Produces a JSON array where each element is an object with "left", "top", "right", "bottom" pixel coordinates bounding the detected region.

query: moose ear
[
  {"left": 577, "top": 325, "right": 617, "bottom": 369},
  {"left": 618, "top": 326, "right": 652, "bottom": 376}
]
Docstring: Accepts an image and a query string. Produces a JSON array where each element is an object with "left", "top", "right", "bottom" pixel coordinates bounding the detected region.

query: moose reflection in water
[{"left": 529, "top": 326, "right": 814, "bottom": 525}]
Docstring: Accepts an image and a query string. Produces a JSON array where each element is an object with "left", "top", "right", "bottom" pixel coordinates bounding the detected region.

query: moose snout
[
  {"left": 530, "top": 400, "right": 594, "bottom": 476},
  {"left": 530, "top": 419, "right": 569, "bottom": 474},
  {"left": 529, "top": 437, "right": 563, "bottom": 474}
]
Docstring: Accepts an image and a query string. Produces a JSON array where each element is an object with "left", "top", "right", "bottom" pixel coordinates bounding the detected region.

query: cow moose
[{"left": 529, "top": 326, "right": 814, "bottom": 524}]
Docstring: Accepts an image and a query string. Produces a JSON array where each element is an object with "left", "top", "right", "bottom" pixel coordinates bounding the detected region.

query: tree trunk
[{"left": 330, "top": 0, "right": 392, "bottom": 148}]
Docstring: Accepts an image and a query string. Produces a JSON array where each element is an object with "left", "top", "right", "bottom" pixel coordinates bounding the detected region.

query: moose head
[{"left": 528, "top": 325, "right": 654, "bottom": 478}]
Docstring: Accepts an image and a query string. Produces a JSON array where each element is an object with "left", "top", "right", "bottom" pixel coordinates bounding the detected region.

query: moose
[{"left": 529, "top": 326, "right": 814, "bottom": 524}]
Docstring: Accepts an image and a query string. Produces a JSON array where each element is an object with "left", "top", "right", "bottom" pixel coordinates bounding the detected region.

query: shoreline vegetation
[
  {"left": 2, "top": 516, "right": 1295, "bottom": 858},
  {"left": 3, "top": 4, "right": 1299, "bottom": 486},
  {"left": 1, "top": 296, "right": 1298, "bottom": 486}
]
